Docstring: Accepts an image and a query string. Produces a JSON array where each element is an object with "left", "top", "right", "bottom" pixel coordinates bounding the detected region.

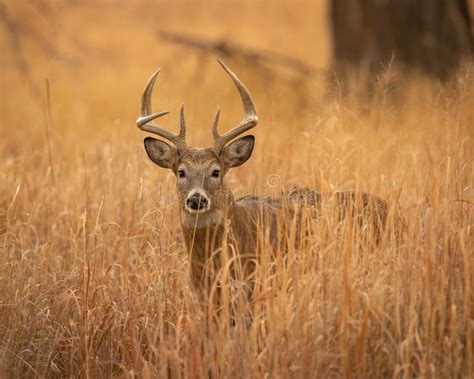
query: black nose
[{"left": 186, "top": 193, "right": 209, "bottom": 210}]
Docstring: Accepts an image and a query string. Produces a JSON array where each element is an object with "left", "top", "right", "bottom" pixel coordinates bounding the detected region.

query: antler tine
[
  {"left": 211, "top": 108, "right": 221, "bottom": 140},
  {"left": 213, "top": 59, "right": 258, "bottom": 154},
  {"left": 179, "top": 103, "right": 186, "bottom": 139},
  {"left": 136, "top": 68, "right": 187, "bottom": 149}
]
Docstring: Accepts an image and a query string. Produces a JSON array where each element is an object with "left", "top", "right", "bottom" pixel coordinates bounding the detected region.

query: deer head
[{"left": 136, "top": 60, "right": 258, "bottom": 218}]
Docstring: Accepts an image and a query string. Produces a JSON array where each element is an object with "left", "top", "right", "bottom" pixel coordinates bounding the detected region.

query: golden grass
[{"left": 1, "top": 1, "right": 473, "bottom": 377}]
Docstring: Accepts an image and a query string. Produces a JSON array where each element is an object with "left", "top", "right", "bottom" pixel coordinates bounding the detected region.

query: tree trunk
[{"left": 330, "top": 0, "right": 473, "bottom": 81}]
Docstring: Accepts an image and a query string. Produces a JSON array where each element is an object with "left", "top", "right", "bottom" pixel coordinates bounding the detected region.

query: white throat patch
[{"left": 181, "top": 209, "right": 224, "bottom": 229}]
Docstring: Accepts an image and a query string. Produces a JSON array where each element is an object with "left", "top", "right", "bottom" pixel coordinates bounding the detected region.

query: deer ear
[
  {"left": 144, "top": 137, "right": 177, "bottom": 169},
  {"left": 221, "top": 135, "right": 255, "bottom": 168}
]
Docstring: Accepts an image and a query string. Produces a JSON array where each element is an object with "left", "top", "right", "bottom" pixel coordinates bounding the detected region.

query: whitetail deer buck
[{"left": 137, "top": 60, "right": 390, "bottom": 298}]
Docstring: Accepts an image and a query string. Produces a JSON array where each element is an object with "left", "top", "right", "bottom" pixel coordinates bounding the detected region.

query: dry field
[{"left": 1, "top": 1, "right": 473, "bottom": 377}]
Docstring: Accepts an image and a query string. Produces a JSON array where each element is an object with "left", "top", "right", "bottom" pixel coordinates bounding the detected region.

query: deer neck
[{"left": 180, "top": 187, "right": 235, "bottom": 292}]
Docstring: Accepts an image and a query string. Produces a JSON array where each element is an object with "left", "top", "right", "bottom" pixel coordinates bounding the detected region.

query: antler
[
  {"left": 212, "top": 59, "right": 258, "bottom": 154},
  {"left": 136, "top": 68, "right": 187, "bottom": 150}
]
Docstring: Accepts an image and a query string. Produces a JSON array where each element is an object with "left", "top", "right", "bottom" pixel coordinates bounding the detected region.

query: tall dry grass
[{"left": 1, "top": 1, "right": 473, "bottom": 377}]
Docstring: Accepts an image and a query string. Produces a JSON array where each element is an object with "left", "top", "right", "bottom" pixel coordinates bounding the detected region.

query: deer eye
[
  {"left": 178, "top": 170, "right": 186, "bottom": 178},
  {"left": 211, "top": 169, "right": 220, "bottom": 178}
]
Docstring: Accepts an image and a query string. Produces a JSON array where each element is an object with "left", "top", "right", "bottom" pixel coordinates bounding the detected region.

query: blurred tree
[{"left": 330, "top": 0, "right": 473, "bottom": 82}]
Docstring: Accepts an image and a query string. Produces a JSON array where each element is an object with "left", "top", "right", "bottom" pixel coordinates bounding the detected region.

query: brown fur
[{"left": 179, "top": 185, "right": 391, "bottom": 299}]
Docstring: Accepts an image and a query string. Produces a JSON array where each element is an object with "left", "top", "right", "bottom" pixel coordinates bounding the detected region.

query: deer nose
[{"left": 186, "top": 193, "right": 209, "bottom": 211}]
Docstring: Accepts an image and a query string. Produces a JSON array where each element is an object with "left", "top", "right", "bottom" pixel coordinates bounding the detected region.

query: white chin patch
[
  {"left": 185, "top": 207, "right": 210, "bottom": 214},
  {"left": 181, "top": 209, "right": 224, "bottom": 228}
]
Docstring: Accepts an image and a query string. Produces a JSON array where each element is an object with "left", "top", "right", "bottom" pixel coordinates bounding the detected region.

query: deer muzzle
[{"left": 185, "top": 191, "right": 210, "bottom": 213}]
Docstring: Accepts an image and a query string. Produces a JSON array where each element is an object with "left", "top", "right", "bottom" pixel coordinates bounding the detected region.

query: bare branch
[{"left": 158, "top": 30, "right": 320, "bottom": 77}]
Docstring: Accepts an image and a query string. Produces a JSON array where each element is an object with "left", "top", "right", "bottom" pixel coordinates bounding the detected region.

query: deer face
[
  {"left": 137, "top": 60, "right": 258, "bottom": 216},
  {"left": 144, "top": 138, "right": 254, "bottom": 214}
]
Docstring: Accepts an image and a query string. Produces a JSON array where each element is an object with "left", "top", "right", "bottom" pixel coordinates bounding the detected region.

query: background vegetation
[{"left": 1, "top": 1, "right": 473, "bottom": 377}]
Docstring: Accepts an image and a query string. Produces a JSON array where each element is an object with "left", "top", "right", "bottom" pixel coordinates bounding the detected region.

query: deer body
[{"left": 136, "top": 60, "right": 390, "bottom": 298}]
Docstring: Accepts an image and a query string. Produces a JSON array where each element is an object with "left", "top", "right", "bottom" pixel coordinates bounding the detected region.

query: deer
[{"left": 136, "top": 60, "right": 391, "bottom": 300}]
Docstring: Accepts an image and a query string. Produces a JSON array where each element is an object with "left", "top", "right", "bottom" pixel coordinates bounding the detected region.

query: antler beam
[
  {"left": 212, "top": 59, "right": 258, "bottom": 154},
  {"left": 136, "top": 68, "right": 187, "bottom": 150}
]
